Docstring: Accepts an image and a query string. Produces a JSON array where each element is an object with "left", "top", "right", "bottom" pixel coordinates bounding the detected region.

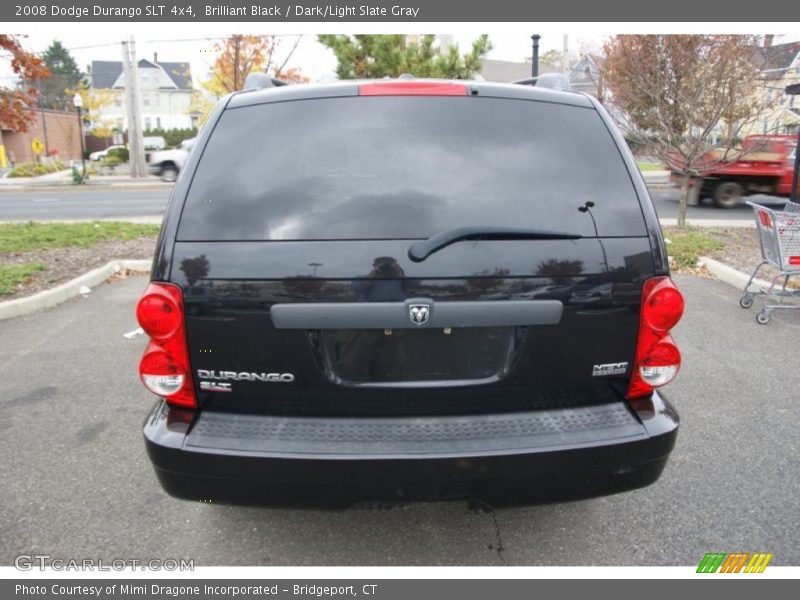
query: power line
[
  {"left": 276, "top": 35, "right": 304, "bottom": 75},
  {"left": 146, "top": 37, "right": 225, "bottom": 43},
  {"left": 65, "top": 42, "right": 121, "bottom": 51},
  {"left": 145, "top": 35, "right": 303, "bottom": 43}
]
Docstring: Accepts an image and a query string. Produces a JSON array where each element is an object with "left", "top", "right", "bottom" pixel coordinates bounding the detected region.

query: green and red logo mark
[{"left": 697, "top": 552, "right": 773, "bottom": 573}]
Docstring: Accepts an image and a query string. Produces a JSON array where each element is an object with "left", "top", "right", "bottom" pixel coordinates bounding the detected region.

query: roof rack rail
[
  {"left": 243, "top": 72, "right": 289, "bottom": 91},
  {"left": 513, "top": 73, "right": 572, "bottom": 92}
]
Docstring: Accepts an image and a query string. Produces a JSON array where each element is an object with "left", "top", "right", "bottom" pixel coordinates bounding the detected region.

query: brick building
[{"left": 1, "top": 108, "right": 83, "bottom": 167}]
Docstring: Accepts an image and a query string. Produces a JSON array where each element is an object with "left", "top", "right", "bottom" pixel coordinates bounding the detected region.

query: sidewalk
[
  {"left": 660, "top": 218, "right": 754, "bottom": 228},
  {"left": 641, "top": 170, "right": 671, "bottom": 186},
  {"left": 0, "top": 168, "right": 672, "bottom": 191},
  {"left": 0, "top": 169, "right": 171, "bottom": 190}
]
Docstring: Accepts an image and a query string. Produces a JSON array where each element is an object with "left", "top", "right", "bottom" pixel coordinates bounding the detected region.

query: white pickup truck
[{"left": 148, "top": 138, "right": 195, "bottom": 182}]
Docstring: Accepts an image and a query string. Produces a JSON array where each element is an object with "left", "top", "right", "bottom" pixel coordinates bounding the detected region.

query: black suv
[{"left": 138, "top": 76, "right": 684, "bottom": 508}]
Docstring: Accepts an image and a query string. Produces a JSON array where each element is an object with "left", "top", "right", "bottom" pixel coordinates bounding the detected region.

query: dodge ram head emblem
[{"left": 408, "top": 303, "right": 430, "bottom": 325}]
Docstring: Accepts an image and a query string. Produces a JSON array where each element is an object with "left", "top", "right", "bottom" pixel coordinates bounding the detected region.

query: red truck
[{"left": 670, "top": 134, "right": 798, "bottom": 208}]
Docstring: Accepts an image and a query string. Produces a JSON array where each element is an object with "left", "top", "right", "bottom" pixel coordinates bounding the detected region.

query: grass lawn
[
  {"left": 0, "top": 221, "right": 160, "bottom": 254},
  {"left": 637, "top": 162, "right": 665, "bottom": 172},
  {"left": 0, "top": 263, "right": 46, "bottom": 295},
  {"left": 662, "top": 227, "right": 725, "bottom": 269}
]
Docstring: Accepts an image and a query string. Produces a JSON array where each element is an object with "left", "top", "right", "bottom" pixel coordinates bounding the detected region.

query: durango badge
[{"left": 197, "top": 370, "right": 295, "bottom": 383}]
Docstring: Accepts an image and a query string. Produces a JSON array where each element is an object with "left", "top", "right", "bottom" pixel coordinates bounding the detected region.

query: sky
[
  {"left": 2, "top": 28, "right": 603, "bottom": 87},
  {"left": 2, "top": 27, "right": 799, "bottom": 90}
]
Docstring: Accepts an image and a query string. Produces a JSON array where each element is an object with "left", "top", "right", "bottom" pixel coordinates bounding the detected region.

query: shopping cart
[{"left": 739, "top": 201, "right": 800, "bottom": 324}]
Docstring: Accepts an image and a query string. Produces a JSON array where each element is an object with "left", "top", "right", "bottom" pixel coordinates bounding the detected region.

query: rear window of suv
[{"left": 177, "top": 96, "right": 645, "bottom": 240}]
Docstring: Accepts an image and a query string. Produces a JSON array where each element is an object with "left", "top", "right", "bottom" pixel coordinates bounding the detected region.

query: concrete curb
[
  {"left": 0, "top": 259, "right": 151, "bottom": 321},
  {"left": 661, "top": 218, "right": 755, "bottom": 228},
  {"left": 698, "top": 256, "right": 767, "bottom": 293}
]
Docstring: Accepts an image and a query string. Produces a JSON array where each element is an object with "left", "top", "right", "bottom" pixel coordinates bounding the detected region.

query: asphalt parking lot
[{"left": 1, "top": 273, "right": 798, "bottom": 566}]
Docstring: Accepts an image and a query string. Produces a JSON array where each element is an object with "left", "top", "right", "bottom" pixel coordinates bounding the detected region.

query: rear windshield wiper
[{"left": 408, "top": 226, "right": 583, "bottom": 262}]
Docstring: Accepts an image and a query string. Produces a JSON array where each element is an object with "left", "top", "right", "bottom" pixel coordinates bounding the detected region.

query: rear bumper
[{"left": 143, "top": 394, "right": 679, "bottom": 509}]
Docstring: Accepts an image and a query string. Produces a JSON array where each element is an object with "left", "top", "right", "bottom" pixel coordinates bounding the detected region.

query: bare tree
[{"left": 602, "top": 35, "right": 774, "bottom": 226}]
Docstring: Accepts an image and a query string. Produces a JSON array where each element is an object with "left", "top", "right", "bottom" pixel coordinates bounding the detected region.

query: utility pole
[
  {"left": 128, "top": 37, "right": 147, "bottom": 177},
  {"left": 121, "top": 36, "right": 147, "bottom": 178},
  {"left": 233, "top": 35, "right": 241, "bottom": 90},
  {"left": 40, "top": 108, "right": 50, "bottom": 156}
]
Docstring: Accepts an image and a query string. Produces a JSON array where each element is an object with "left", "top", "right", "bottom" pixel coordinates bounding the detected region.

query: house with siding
[
  {"left": 87, "top": 55, "right": 198, "bottom": 133},
  {"left": 568, "top": 54, "right": 605, "bottom": 98},
  {"left": 754, "top": 39, "right": 800, "bottom": 135}
]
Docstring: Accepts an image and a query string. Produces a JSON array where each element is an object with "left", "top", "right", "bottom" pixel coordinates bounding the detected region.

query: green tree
[
  {"left": 318, "top": 34, "right": 492, "bottom": 79},
  {"left": 36, "top": 40, "right": 83, "bottom": 110},
  {"left": 540, "top": 49, "right": 562, "bottom": 69}
]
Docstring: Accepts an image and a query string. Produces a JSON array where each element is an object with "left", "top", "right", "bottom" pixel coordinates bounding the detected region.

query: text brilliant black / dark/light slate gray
[{"left": 6, "top": 0, "right": 799, "bottom": 21}]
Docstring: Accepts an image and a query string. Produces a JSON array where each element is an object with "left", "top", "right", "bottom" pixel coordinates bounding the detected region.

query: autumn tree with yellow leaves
[{"left": 191, "top": 35, "right": 308, "bottom": 125}]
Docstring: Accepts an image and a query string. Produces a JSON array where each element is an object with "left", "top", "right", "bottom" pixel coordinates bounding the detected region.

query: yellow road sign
[{"left": 31, "top": 138, "right": 44, "bottom": 155}]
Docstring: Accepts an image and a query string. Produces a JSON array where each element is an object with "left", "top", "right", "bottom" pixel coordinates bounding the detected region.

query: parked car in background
[
  {"left": 148, "top": 138, "right": 194, "bottom": 182},
  {"left": 89, "top": 145, "right": 126, "bottom": 162}
]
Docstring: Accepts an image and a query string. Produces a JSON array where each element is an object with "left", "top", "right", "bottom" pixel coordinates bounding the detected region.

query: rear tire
[
  {"left": 756, "top": 310, "right": 770, "bottom": 324},
  {"left": 712, "top": 181, "right": 744, "bottom": 209},
  {"left": 739, "top": 295, "right": 754, "bottom": 309}
]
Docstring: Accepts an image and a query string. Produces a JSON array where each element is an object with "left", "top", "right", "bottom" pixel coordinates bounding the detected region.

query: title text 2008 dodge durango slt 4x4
[{"left": 138, "top": 76, "right": 683, "bottom": 508}]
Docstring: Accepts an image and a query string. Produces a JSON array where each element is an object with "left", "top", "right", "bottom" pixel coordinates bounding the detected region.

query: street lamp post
[
  {"left": 786, "top": 84, "right": 800, "bottom": 203},
  {"left": 72, "top": 93, "right": 86, "bottom": 183},
  {"left": 531, "top": 34, "right": 541, "bottom": 77}
]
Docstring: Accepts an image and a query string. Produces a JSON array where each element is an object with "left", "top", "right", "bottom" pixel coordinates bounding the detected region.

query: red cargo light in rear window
[{"left": 358, "top": 81, "right": 469, "bottom": 96}]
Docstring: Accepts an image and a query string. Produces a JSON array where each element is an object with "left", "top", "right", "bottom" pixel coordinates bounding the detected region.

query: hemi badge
[{"left": 592, "top": 362, "right": 628, "bottom": 377}]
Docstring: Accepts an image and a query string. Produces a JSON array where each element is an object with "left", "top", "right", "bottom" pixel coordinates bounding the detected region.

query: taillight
[
  {"left": 627, "top": 277, "right": 684, "bottom": 400},
  {"left": 641, "top": 278, "right": 684, "bottom": 331},
  {"left": 638, "top": 336, "right": 681, "bottom": 386},
  {"left": 137, "top": 282, "right": 196, "bottom": 408},
  {"left": 136, "top": 285, "right": 181, "bottom": 340},
  {"left": 140, "top": 345, "right": 187, "bottom": 396}
]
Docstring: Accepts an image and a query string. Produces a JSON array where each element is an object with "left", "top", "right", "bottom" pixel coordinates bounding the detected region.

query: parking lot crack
[
  {"left": 490, "top": 508, "right": 507, "bottom": 564},
  {"left": 469, "top": 501, "right": 506, "bottom": 564}
]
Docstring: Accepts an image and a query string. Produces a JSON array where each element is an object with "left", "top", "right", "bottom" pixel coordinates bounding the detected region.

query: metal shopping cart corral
[{"left": 740, "top": 201, "right": 800, "bottom": 324}]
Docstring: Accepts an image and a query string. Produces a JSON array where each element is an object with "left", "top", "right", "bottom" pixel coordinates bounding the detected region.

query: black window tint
[{"left": 177, "top": 96, "right": 645, "bottom": 240}]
